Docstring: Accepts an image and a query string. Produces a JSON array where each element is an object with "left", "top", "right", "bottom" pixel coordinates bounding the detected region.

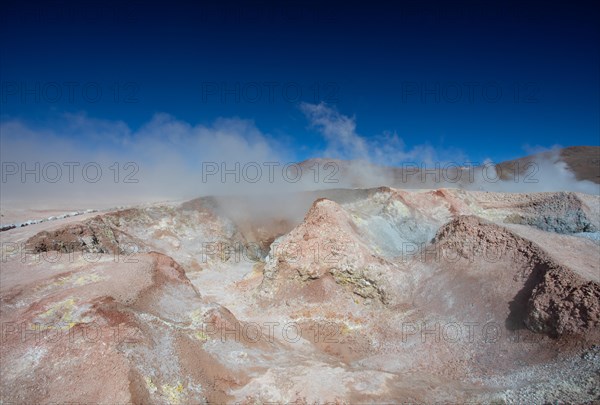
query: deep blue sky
[{"left": 1, "top": 0, "right": 599, "bottom": 163}]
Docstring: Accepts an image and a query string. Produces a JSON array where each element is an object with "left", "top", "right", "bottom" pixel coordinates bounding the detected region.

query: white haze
[{"left": 1, "top": 103, "right": 598, "bottom": 222}]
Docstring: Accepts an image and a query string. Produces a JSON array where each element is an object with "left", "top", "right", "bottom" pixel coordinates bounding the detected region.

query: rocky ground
[{"left": 1, "top": 187, "right": 599, "bottom": 403}]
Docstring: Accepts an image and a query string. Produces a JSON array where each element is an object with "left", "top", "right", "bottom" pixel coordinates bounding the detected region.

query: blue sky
[{"left": 1, "top": 0, "right": 599, "bottom": 165}]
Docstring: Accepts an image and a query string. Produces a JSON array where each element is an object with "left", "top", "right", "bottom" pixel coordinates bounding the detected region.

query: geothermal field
[
  {"left": 1, "top": 148, "right": 599, "bottom": 404},
  {"left": 2, "top": 2, "right": 599, "bottom": 403}
]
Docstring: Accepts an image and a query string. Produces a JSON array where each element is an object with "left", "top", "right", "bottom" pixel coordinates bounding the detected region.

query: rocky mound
[
  {"left": 431, "top": 215, "right": 600, "bottom": 338},
  {"left": 338, "top": 187, "right": 446, "bottom": 257},
  {"left": 503, "top": 191, "right": 597, "bottom": 233},
  {"left": 0, "top": 251, "right": 249, "bottom": 404},
  {"left": 260, "top": 198, "right": 406, "bottom": 305},
  {"left": 24, "top": 215, "right": 146, "bottom": 254},
  {"left": 24, "top": 202, "right": 243, "bottom": 273},
  {"left": 527, "top": 270, "right": 600, "bottom": 337}
]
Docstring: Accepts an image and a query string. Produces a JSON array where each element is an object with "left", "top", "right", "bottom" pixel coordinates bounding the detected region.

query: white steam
[{"left": 1, "top": 103, "right": 598, "bottom": 218}]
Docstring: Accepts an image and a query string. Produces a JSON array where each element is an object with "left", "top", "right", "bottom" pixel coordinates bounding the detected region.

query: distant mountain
[
  {"left": 299, "top": 146, "right": 600, "bottom": 187},
  {"left": 496, "top": 146, "right": 600, "bottom": 184}
]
